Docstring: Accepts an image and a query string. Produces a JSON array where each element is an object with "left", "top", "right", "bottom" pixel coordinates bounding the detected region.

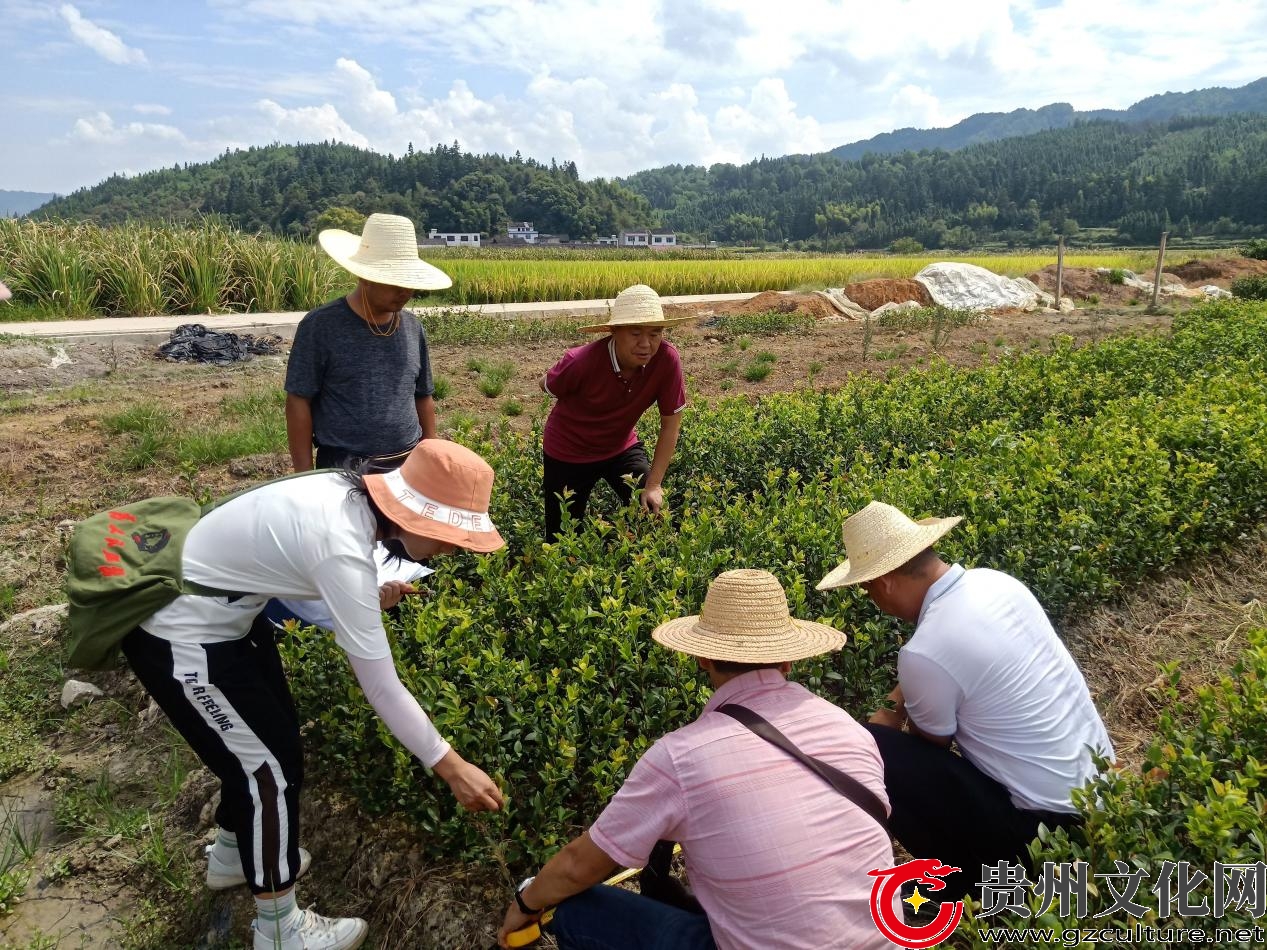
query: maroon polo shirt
[{"left": 542, "top": 336, "right": 687, "bottom": 463}]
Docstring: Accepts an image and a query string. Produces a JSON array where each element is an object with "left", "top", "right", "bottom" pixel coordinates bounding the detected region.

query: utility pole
[
  {"left": 1150, "top": 231, "right": 1169, "bottom": 311},
  {"left": 1055, "top": 236, "right": 1065, "bottom": 309}
]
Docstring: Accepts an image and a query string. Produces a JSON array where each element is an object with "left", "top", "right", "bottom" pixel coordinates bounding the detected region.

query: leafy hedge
[
  {"left": 961, "top": 629, "right": 1267, "bottom": 943},
  {"left": 282, "top": 301, "right": 1267, "bottom": 869}
]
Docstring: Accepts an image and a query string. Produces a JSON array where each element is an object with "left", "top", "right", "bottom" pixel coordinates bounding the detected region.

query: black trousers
[
  {"left": 315, "top": 440, "right": 416, "bottom": 473},
  {"left": 123, "top": 616, "right": 304, "bottom": 894},
  {"left": 543, "top": 442, "right": 652, "bottom": 541},
  {"left": 864, "top": 723, "right": 1081, "bottom": 903}
]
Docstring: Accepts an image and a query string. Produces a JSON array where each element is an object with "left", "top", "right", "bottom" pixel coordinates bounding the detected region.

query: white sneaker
[
  {"left": 206, "top": 845, "right": 313, "bottom": 890},
  {"left": 251, "top": 908, "right": 369, "bottom": 950}
]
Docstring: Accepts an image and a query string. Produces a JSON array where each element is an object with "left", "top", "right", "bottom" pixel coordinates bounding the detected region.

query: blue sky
[{"left": 4, "top": 0, "right": 1266, "bottom": 195}]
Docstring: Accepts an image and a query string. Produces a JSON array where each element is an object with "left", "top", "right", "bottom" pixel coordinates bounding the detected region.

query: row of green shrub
[
  {"left": 670, "top": 299, "right": 1267, "bottom": 495},
  {"left": 282, "top": 301, "right": 1267, "bottom": 869},
  {"left": 963, "top": 628, "right": 1267, "bottom": 943}
]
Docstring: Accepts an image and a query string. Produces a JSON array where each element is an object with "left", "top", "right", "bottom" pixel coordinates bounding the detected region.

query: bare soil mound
[
  {"left": 1026, "top": 265, "right": 1144, "bottom": 305},
  {"left": 664, "top": 291, "right": 838, "bottom": 321},
  {"left": 1165, "top": 256, "right": 1267, "bottom": 287},
  {"left": 840, "top": 278, "right": 933, "bottom": 311}
]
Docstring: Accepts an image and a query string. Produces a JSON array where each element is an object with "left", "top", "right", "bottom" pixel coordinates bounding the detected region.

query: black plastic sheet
[{"left": 155, "top": 324, "right": 284, "bottom": 365}]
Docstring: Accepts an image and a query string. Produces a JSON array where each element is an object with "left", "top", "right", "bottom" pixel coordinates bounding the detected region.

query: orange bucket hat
[{"left": 364, "top": 441, "right": 504, "bottom": 553}]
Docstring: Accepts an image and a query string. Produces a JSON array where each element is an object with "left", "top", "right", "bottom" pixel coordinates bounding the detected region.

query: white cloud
[
  {"left": 70, "top": 111, "right": 185, "bottom": 145},
  {"left": 888, "top": 85, "right": 949, "bottom": 130},
  {"left": 5, "top": 0, "right": 1266, "bottom": 192},
  {"left": 255, "top": 99, "right": 369, "bottom": 147},
  {"left": 58, "top": 3, "right": 147, "bottom": 66},
  {"left": 229, "top": 59, "right": 829, "bottom": 178}
]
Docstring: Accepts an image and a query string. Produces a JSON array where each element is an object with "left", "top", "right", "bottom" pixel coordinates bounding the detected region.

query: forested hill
[
  {"left": 829, "top": 77, "right": 1267, "bottom": 161},
  {"left": 621, "top": 115, "right": 1267, "bottom": 248},
  {"left": 33, "top": 142, "right": 653, "bottom": 238}
]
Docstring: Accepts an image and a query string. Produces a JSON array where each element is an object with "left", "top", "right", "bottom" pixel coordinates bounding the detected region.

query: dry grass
[{"left": 1063, "top": 527, "right": 1267, "bottom": 769}]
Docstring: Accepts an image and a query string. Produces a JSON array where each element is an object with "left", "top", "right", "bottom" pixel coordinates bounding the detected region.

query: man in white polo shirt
[{"left": 817, "top": 501, "right": 1114, "bottom": 902}]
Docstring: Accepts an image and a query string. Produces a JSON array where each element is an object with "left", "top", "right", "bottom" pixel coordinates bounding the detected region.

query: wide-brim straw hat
[
  {"left": 319, "top": 213, "right": 453, "bottom": 291},
  {"left": 364, "top": 441, "right": 504, "bottom": 553},
  {"left": 653, "top": 569, "right": 846, "bottom": 663},
  {"left": 579, "top": 283, "right": 697, "bottom": 332},
  {"left": 816, "top": 501, "right": 962, "bottom": 591}
]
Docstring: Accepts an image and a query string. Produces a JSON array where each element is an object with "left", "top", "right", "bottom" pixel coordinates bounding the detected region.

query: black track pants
[{"left": 123, "top": 617, "right": 303, "bottom": 894}]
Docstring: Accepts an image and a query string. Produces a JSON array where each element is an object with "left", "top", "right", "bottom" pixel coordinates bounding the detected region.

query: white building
[
  {"left": 507, "top": 222, "right": 539, "bottom": 243},
  {"left": 595, "top": 234, "right": 618, "bottom": 245},
  {"left": 427, "top": 228, "right": 481, "bottom": 247},
  {"left": 619, "top": 229, "right": 677, "bottom": 249}
]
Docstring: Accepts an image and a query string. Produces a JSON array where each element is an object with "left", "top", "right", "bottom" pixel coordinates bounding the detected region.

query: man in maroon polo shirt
[{"left": 539, "top": 284, "right": 694, "bottom": 541}]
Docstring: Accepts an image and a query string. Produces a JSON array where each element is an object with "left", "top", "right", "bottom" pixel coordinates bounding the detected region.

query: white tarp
[{"left": 914, "top": 262, "right": 1045, "bottom": 311}]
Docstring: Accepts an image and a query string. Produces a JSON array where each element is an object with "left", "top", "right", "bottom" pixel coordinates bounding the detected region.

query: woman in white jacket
[{"left": 123, "top": 439, "right": 505, "bottom": 950}]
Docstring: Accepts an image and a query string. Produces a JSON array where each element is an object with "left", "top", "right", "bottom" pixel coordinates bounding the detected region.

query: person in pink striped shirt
[{"left": 498, "top": 569, "right": 901, "bottom": 950}]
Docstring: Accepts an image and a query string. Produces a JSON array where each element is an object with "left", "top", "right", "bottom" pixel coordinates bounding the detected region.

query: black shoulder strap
[{"left": 717, "top": 703, "right": 889, "bottom": 831}]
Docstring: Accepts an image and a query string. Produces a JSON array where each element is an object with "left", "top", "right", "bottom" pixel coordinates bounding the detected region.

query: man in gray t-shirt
[{"left": 284, "top": 214, "right": 453, "bottom": 473}]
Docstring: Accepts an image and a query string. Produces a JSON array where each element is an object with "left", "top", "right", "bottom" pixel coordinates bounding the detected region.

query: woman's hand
[
  {"left": 378, "top": 580, "right": 417, "bottom": 610},
  {"left": 432, "top": 749, "right": 504, "bottom": 811}
]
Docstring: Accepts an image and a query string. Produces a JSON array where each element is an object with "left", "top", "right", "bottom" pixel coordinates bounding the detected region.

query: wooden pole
[
  {"left": 1150, "top": 231, "right": 1169, "bottom": 310},
  {"left": 1055, "top": 236, "right": 1065, "bottom": 309}
]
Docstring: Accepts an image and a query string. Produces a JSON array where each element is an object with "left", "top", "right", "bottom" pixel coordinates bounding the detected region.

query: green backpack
[{"left": 64, "top": 472, "right": 320, "bottom": 670}]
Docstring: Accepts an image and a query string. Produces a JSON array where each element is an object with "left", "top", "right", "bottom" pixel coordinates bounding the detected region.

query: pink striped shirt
[{"left": 589, "top": 669, "right": 899, "bottom": 950}]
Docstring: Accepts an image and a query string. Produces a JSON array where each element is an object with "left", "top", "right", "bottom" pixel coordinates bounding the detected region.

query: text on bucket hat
[
  {"left": 364, "top": 441, "right": 504, "bottom": 553},
  {"left": 578, "top": 283, "right": 697, "bottom": 333},
  {"left": 318, "top": 213, "right": 453, "bottom": 291},
  {"left": 816, "top": 501, "right": 962, "bottom": 591},
  {"left": 652, "top": 569, "right": 846, "bottom": 663}
]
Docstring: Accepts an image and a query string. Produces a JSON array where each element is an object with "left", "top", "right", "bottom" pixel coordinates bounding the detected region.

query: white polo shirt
[{"left": 899, "top": 564, "right": 1114, "bottom": 811}]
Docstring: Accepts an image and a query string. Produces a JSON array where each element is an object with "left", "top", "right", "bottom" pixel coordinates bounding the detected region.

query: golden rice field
[
  {"left": 0, "top": 218, "right": 1227, "bottom": 319},
  {"left": 434, "top": 252, "right": 1169, "bottom": 304}
]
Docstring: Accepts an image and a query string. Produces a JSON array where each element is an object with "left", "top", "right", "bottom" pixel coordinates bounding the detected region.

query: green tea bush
[
  {"left": 1239, "top": 238, "right": 1267, "bottom": 260},
  {"left": 1230, "top": 275, "right": 1267, "bottom": 301},
  {"left": 668, "top": 302, "right": 1267, "bottom": 496},
  {"left": 960, "top": 629, "right": 1267, "bottom": 944},
  {"left": 281, "top": 302, "right": 1267, "bottom": 870}
]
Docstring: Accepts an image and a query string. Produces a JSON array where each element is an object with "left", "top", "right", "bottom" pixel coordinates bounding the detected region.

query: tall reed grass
[{"left": 0, "top": 218, "right": 348, "bottom": 320}]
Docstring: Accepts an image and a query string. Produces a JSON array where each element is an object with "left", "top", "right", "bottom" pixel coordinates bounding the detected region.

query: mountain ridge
[
  {"left": 828, "top": 77, "right": 1267, "bottom": 161},
  {"left": 0, "top": 189, "right": 57, "bottom": 217}
]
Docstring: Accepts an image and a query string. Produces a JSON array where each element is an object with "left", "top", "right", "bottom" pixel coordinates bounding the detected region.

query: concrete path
[{"left": 0, "top": 292, "right": 763, "bottom": 344}]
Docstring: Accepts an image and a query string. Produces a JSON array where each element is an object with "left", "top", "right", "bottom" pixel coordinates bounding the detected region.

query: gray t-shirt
[{"left": 284, "top": 297, "right": 433, "bottom": 456}]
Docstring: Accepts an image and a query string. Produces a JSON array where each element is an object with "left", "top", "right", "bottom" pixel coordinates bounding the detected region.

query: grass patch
[
  {"left": 420, "top": 309, "right": 584, "bottom": 345},
  {"left": 872, "top": 344, "right": 910, "bottom": 361},
  {"left": 432, "top": 376, "right": 452, "bottom": 401},
  {"left": 0, "top": 622, "right": 66, "bottom": 781},
  {"left": 742, "top": 352, "right": 777, "bottom": 382},
  {"left": 102, "top": 388, "right": 288, "bottom": 470},
  {"left": 501, "top": 398, "right": 524, "bottom": 417},
  {"left": 468, "top": 359, "right": 516, "bottom": 399},
  {"left": 710, "top": 309, "right": 814, "bottom": 337}
]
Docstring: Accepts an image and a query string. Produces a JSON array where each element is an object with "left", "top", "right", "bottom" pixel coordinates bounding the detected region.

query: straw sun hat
[
  {"left": 318, "top": 213, "right": 453, "bottom": 291},
  {"left": 816, "top": 501, "right": 962, "bottom": 591},
  {"left": 364, "top": 440, "right": 504, "bottom": 553},
  {"left": 652, "top": 569, "right": 846, "bottom": 663},
  {"left": 579, "top": 283, "right": 697, "bottom": 333}
]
